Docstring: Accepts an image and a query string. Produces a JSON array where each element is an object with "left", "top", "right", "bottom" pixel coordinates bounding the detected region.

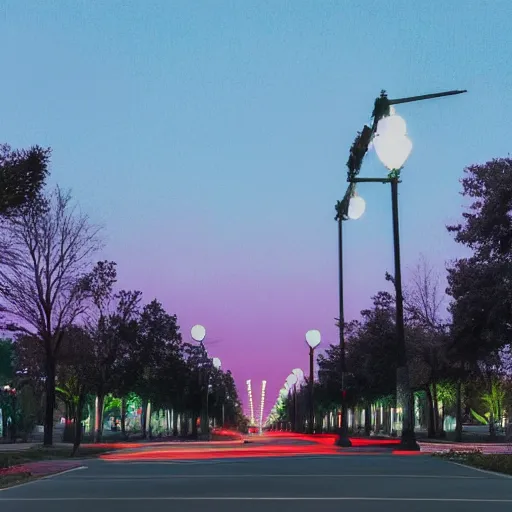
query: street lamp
[
  {"left": 340, "top": 89, "right": 466, "bottom": 450},
  {"left": 305, "top": 330, "right": 321, "bottom": 434},
  {"left": 334, "top": 191, "right": 362, "bottom": 447},
  {"left": 212, "top": 357, "right": 224, "bottom": 427},
  {"left": 191, "top": 324, "right": 214, "bottom": 439},
  {"left": 286, "top": 373, "right": 298, "bottom": 431},
  {"left": 347, "top": 193, "right": 366, "bottom": 220},
  {"left": 292, "top": 368, "right": 304, "bottom": 383}
]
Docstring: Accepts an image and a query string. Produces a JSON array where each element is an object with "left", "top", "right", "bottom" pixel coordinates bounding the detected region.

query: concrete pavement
[{"left": 1, "top": 449, "right": 511, "bottom": 511}]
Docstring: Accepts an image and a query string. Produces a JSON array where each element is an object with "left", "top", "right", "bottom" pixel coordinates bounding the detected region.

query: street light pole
[
  {"left": 309, "top": 346, "right": 314, "bottom": 433},
  {"left": 390, "top": 177, "right": 415, "bottom": 447},
  {"left": 344, "top": 88, "right": 466, "bottom": 450},
  {"left": 305, "top": 330, "right": 321, "bottom": 434},
  {"left": 191, "top": 324, "right": 212, "bottom": 440},
  {"left": 336, "top": 217, "right": 352, "bottom": 447}
]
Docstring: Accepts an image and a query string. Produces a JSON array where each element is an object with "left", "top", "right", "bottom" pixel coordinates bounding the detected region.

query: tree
[
  {"left": 133, "top": 299, "right": 182, "bottom": 438},
  {"left": 0, "top": 144, "right": 50, "bottom": 215},
  {"left": 447, "top": 158, "right": 512, "bottom": 360},
  {"left": 446, "top": 158, "right": 512, "bottom": 440},
  {"left": 0, "top": 187, "right": 101, "bottom": 445},
  {"left": 404, "top": 256, "right": 451, "bottom": 437},
  {"left": 346, "top": 292, "right": 398, "bottom": 434},
  {"left": 56, "top": 326, "right": 96, "bottom": 454},
  {"left": 84, "top": 261, "right": 142, "bottom": 442}
]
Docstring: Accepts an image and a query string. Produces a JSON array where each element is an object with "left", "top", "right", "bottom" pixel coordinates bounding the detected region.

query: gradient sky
[{"left": 1, "top": 0, "right": 511, "bottom": 420}]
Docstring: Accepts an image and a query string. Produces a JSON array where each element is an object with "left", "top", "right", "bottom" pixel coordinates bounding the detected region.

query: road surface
[{"left": 1, "top": 435, "right": 511, "bottom": 511}]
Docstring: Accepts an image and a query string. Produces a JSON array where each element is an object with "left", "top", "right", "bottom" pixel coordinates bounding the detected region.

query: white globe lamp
[
  {"left": 348, "top": 194, "right": 366, "bottom": 220},
  {"left": 373, "top": 112, "right": 413, "bottom": 171},
  {"left": 191, "top": 324, "right": 206, "bottom": 342},
  {"left": 305, "top": 329, "right": 321, "bottom": 349},
  {"left": 286, "top": 373, "right": 298, "bottom": 387}
]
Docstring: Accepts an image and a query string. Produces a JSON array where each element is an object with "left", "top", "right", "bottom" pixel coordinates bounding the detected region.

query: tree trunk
[
  {"left": 439, "top": 403, "right": 446, "bottom": 439},
  {"left": 455, "top": 379, "right": 463, "bottom": 442},
  {"left": 141, "top": 399, "right": 148, "bottom": 439},
  {"left": 425, "top": 386, "right": 436, "bottom": 438},
  {"left": 72, "top": 393, "right": 85, "bottom": 457},
  {"left": 489, "top": 410, "right": 496, "bottom": 440},
  {"left": 173, "top": 410, "right": 179, "bottom": 437},
  {"left": 120, "top": 397, "right": 127, "bottom": 438},
  {"left": 94, "top": 393, "right": 105, "bottom": 443},
  {"left": 431, "top": 382, "right": 440, "bottom": 437},
  {"left": 364, "top": 402, "right": 371, "bottom": 436},
  {"left": 147, "top": 402, "right": 153, "bottom": 439},
  {"left": 191, "top": 412, "right": 199, "bottom": 438},
  {"left": 43, "top": 355, "right": 56, "bottom": 446},
  {"left": 1, "top": 410, "right": 7, "bottom": 439}
]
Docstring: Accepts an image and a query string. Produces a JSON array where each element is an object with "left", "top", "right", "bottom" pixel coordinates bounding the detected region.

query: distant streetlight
[
  {"left": 292, "top": 368, "right": 304, "bottom": 383},
  {"left": 211, "top": 357, "right": 224, "bottom": 427},
  {"left": 305, "top": 330, "right": 321, "bottom": 434},
  {"left": 286, "top": 373, "right": 298, "bottom": 431},
  {"left": 191, "top": 324, "right": 220, "bottom": 439},
  {"left": 191, "top": 324, "right": 206, "bottom": 343}
]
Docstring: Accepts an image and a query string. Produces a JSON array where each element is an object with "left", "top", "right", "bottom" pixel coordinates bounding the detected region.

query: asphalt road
[{"left": 1, "top": 451, "right": 511, "bottom": 511}]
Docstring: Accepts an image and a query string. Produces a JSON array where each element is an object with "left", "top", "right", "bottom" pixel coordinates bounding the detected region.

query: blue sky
[{"left": 1, "top": 0, "right": 511, "bottom": 415}]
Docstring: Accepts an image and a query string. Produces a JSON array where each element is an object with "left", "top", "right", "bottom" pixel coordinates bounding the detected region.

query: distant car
[{"left": 248, "top": 426, "right": 258, "bottom": 434}]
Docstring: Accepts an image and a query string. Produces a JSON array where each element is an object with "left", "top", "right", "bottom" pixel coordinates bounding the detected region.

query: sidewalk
[
  {"left": 418, "top": 441, "right": 512, "bottom": 454},
  {"left": 0, "top": 460, "right": 83, "bottom": 478}
]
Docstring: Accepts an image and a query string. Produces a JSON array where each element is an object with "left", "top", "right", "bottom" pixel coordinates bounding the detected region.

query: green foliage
[
  {"left": 437, "top": 381, "right": 457, "bottom": 406},
  {"left": 447, "top": 158, "right": 512, "bottom": 361},
  {"left": 470, "top": 408, "right": 489, "bottom": 425},
  {"left": 455, "top": 453, "right": 512, "bottom": 476},
  {"left": 481, "top": 379, "right": 506, "bottom": 420}
]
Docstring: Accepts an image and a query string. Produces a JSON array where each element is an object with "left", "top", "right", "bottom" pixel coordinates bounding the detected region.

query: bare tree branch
[{"left": 0, "top": 186, "right": 102, "bottom": 354}]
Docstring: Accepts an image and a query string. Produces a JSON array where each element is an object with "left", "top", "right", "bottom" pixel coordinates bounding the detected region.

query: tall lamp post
[
  {"left": 339, "top": 88, "right": 467, "bottom": 450},
  {"left": 335, "top": 194, "right": 365, "bottom": 447},
  {"left": 286, "top": 373, "right": 298, "bottom": 431},
  {"left": 305, "top": 330, "right": 321, "bottom": 434},
  {"left": 191, "top": 324, "right": 220, "bottom": 440},
  {"left": 212, "top": 357, "right": 222, "bottom": 427}
]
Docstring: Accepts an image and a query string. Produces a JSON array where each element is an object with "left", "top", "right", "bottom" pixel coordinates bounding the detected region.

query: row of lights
[
  {"left": 266, "top": 330, "right": 322, "bottom": 427},
  {"left": 246, "top": 379, "right": 255, "bottom": 424},
  {"left": 259, "top": 380, "right": 266, "bottom": 432}
]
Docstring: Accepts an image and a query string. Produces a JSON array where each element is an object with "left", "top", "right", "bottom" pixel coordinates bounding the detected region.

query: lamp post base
[
  {"left": 335, "top": 429, "right": 352, "bottom": 447},
  {"left": 396, "top": 429, "right": 420, "bottom": 451}
]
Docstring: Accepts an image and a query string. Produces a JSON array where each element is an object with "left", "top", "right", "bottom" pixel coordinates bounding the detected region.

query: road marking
[
  {"left": 1, "top": 497, "right": 512, "bottom": 502},
  {"left": 450, "top": 462, "right": 512, "bottom": 480},
  {"left": 103, "top": 460, "right": 241, "bottom": 466},
  {"left": 100, "top": 454, "right": 370, "bottom": 464},
  {"left": 39, "top": 466, "right": 87, "bottom": 480},
  {"left": 64, "top": 473, "right": 486, "bottom": 480}
]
